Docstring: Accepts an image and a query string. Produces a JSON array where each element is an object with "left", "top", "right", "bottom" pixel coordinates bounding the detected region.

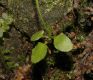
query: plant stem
[{"left": 35, "top": 0, "right": 52, "bottom": 37}]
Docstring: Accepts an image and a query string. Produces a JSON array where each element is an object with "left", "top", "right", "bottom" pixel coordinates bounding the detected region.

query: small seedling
[
  {"left": 31, "top": 30, "right": 73, "bottom": 63},
  {"left": 31, "top": 0, "right": 73, "bottom": 64}
]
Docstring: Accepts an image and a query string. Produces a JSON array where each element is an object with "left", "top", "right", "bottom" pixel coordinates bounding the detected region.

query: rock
[{"left": 8, "top": 0, "right": 39, "bottom": 36}]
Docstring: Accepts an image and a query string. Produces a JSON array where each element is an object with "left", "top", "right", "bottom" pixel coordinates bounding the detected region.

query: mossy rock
[{"left": 8, "top": 0, "right": 39, "bottom": 36}]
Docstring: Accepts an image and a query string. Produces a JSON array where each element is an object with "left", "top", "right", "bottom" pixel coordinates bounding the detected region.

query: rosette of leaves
[
  {"left": 31, "top": 31, "right": 73, "bottom": 64},
  {"left": 0, "top": 13, "right": 13, "bottom": 37}
]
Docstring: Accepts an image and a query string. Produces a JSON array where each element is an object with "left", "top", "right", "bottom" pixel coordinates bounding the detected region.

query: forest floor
[{"left": 0, "top": 0, "right": 93, "bottom": 80}]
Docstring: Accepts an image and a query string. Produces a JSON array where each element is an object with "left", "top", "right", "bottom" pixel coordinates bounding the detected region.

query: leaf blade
[
  {"left": 31, "top": 42, "right": 47, "bottom": 63},
  {"left": 31, "top": 30, "right": 44, "bottom": 41},
  {"left": 54, "top": 33, "right": 73, "bottom": 52}
]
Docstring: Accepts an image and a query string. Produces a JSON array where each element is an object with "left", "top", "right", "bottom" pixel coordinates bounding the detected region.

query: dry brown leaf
[{"left": 13, "top": 64, "right": 31, "bottom": 80}]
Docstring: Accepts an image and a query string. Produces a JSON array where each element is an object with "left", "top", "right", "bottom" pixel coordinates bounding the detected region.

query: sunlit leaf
[
  {"left": 31, "top": 42, "right": 47, "bottom": 63},
  {"left": 54, "top": 33, "right": 73, "bottom": 52},
  {"left": 31, "top": 30, "right": 44, "bottom": 41}
]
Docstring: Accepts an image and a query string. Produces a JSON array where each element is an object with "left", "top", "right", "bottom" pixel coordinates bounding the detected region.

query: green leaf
[
  {"left": 31, "top": 42, "right": 48, "bottom": 63},
  {"left": 31, "top": 30, "right": 44, "bottom": 41},
  {"left": 54, "top": 33, "right": 73, "bottom": 52}
]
